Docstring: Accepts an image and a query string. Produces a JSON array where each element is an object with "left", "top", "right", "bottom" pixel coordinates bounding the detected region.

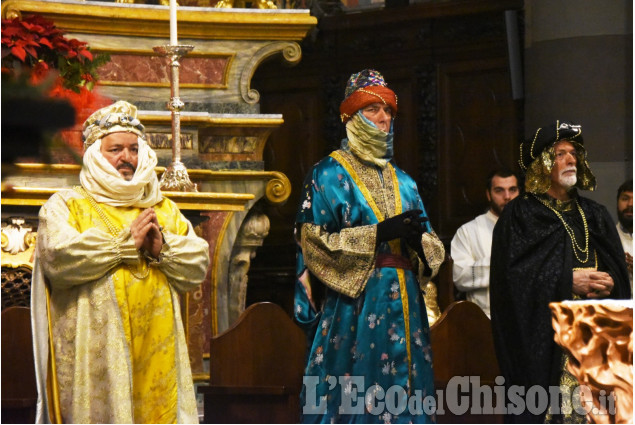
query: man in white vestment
[
  {"left": 31, "top": 101, "right": 210, "bottom": 424},
  {"left": 450, "top": 169, "right": 520, "bottom": 317},
  {"left": 616, "top": 179, "right": 632, "bottom": 289}
]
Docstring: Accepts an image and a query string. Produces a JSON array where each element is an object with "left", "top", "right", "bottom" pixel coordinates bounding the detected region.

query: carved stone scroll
[{"left": 227, "top": 209, "right": 270, "bottom": 324}]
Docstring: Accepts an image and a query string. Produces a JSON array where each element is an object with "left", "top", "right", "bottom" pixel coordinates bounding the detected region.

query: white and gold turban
[
  {"left": 79, "top": 101, "right": 163, "bottom": 208},
  {"left": 82, "top": 100, "right": 145, "bottom": 148}
]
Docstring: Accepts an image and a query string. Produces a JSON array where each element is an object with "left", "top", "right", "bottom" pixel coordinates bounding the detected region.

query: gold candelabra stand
[{"left": 153, "top": 44, "right": 197, "bottom": 192}]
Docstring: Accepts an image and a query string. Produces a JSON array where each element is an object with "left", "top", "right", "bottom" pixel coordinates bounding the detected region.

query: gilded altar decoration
[
  {"left": 1, "top": 217, "right": 37, "bottom": 309},
  {"left": 550, "top": 300, "right": 633, "bottom": 424},
  {"left": 215, "top": 0, "right": 277, "bottom": 9},
  {"left": 1, "top": 217, "right": 36, "bottom": 267}
]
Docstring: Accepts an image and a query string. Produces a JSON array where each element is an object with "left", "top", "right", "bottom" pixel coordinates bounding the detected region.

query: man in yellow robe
[{"left": 31, "top": 101, "right": 210, "bottom": 424}]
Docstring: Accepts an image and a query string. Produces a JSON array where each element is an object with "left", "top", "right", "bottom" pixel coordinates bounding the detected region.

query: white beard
[{"left": 559, "top": 172, "right": 577, "bottom": 189}]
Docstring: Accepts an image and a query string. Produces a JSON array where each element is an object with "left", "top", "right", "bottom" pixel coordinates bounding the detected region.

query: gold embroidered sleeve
[
  {"left": 156, "top": 201, "right": 210, "bottom": 293},
  {"left": 417, "top": 231, "right": 446, "bottom": 286},
  {"left": 37, "top": 191, "right": 139, "bottom": 289},
  {"left": 301, "top": 222, "right": 377, "bottom": 299}
]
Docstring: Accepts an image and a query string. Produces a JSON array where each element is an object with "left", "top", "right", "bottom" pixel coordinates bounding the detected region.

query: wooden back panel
[
  {"left": 200, "top": 302, "right": 307, "bottom": 423},
  {"left": 430, "top": 300, "right": 502, "bottom": 423},
  {"left": 434, "top": 256, "right": 456, "bottom": 313},
  {"left": 1, "top": 306, "right": 37, "bottom": 424},
  {"left": 430, "top": 300, "right": 500, "bottom": 383}
]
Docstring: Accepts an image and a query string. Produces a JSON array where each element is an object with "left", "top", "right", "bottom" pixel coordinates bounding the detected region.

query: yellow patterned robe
[{"left": 31, "top": 189, "right": 210, "bottom": 424}]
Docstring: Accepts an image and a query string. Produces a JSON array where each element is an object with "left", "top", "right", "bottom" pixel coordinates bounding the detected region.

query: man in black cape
[{"left": 490, "top": 120, "right": 631, "bottom": 423}]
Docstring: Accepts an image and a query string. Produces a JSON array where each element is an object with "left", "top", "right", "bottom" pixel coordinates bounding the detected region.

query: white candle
[{"left": 169, "top": 0, "right": 177, "bottom": 45}]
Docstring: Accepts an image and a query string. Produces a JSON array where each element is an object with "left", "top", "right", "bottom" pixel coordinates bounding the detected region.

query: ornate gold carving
[
  {"left": 1, "top": 217, "right": 36, "bottom": 269},
  {"left": 0, "top": 0, "right": 317, "bottom": 41},
  {"left": 1, "top": 218, "right": 36, "bottom": 310},
  {"left": 216, "top": 0, "right": 278, "bottom": 9},
  {"left": 550, "top": 300, "right": 633, "bottom": 424},
  {"left": 264, "top": 172, "right": 291, "bottom": 205},
  {"left": 2, "top": 164, "right": 290, "bottom": 208}
]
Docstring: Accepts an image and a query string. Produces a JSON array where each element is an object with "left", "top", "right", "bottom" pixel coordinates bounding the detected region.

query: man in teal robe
[{"left": 294, "top": 69, "right": 445, "bottom": 424}]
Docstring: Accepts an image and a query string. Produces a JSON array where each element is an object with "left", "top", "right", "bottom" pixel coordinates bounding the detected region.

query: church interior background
[{"left": 1, "top": 0, "right": 632, "bottom": 422}]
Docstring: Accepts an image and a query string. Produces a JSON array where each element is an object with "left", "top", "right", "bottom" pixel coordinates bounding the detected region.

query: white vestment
[{"left": 450, "top": 210, "right": 497, "bottom": 317}]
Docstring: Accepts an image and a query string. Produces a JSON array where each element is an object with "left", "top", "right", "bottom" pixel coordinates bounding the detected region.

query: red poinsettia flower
[
  {"left": 2, "top": 14, "right": 113, "bottom": 160},
  {"left": 1, "top": 14, "right": 109, "bottom": 93}
]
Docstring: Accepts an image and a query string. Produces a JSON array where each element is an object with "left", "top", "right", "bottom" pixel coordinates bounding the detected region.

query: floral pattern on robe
[{"left": 295, "top": 150, "right": 443, "bottom": 424}]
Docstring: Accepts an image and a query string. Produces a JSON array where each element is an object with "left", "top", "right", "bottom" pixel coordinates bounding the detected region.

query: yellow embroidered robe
[{"left": 31, "top": 189, "right": 210, "bottom": 424}]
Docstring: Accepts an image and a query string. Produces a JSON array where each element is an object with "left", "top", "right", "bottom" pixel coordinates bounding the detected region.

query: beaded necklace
[
  {"left": 75, "top": 186, "right": 150, "bottom": 279},
  {"left": 534, "top": 194, "right": 590, "bottom": 264}
]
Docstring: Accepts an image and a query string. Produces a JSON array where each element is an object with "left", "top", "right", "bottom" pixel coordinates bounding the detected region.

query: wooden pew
[
  {"left": 198, "top": 302, "right": 307, "bottom": 423},
  {"left": 1, "top": 306, "right": 37, "bottom": 424},
  {"left": 430, "top": 300, "right": 503, "bottom": 424}
]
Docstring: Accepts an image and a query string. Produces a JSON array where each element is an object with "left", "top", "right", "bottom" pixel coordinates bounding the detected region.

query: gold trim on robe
[{"left": 32, "top": 189, "right": 209, "bottom": 424}]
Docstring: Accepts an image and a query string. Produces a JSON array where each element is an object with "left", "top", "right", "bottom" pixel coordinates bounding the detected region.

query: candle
[{"left": 169, "top": 0, "right": 177, "bottom": 45}]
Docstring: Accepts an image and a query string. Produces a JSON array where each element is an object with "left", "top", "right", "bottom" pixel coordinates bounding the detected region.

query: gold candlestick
[{"left": 153, "top": 44, "right": 197, "bottom": 192}]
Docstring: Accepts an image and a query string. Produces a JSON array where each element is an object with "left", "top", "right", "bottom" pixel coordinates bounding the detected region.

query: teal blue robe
[{"left": 294, "top": 149, "right": 440, "bottom": 424}]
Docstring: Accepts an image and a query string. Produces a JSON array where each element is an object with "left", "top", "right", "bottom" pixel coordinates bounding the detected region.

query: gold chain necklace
[
  {"left": 75, "top": 186, "right": 150, "bottom": 280},
  {"left": 535, "top": 195, "right": 590, "bottom": 264}
]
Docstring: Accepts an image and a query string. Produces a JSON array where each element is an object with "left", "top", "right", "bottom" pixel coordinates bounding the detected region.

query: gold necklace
[
  {"left": 75, "top": 186, "right": 150, "bottom": 280},
  {"left": 535, "top": 195, "right": 590, "bottom": 264}
]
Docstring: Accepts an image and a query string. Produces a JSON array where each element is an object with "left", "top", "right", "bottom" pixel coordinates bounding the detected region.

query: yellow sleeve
[
  {"left": 154, "top": 199, "right": 210, "bottom": 293},
  {"left": 36, "top": 191, "right": 139, "bottom": 289}
]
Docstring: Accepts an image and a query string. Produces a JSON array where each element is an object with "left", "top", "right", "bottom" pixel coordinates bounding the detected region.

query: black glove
[{"left": 376, "top": 209, "right": 428, "bottom": 243}]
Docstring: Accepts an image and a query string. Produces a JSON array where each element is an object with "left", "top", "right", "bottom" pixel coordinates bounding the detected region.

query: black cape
[{"left": 490, "top": 193, "right": 631, "bottom": 423}]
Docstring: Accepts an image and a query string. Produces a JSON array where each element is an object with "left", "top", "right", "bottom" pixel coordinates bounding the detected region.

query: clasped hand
[
  {"left": 130, "top": 208, "right": 163, "bottom": 259},
  {"left": 572, "top": 269, "right": 614, "bottom": 299}
]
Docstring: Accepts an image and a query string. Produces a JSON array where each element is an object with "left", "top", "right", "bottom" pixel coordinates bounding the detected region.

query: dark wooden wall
[{"left": 247, "top": 0, "right": 524, "bottom": 313}]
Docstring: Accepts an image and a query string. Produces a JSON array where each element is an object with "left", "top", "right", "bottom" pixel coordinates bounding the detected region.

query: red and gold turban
[{"left": 339, "top": 70, "right": 398, "bottom": 123}]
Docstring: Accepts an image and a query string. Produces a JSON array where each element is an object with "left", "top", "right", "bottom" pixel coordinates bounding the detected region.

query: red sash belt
[{"left": 375, "top": 253, "right": 413, "bottom": 270}]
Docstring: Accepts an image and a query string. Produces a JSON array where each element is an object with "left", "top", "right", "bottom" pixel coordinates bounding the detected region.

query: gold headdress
[
  {"left": 520, "top": 120, "right": 596, "bottom": 194},
  {"left": 82, "top": 100, "right": 145, "bottom": 149}
]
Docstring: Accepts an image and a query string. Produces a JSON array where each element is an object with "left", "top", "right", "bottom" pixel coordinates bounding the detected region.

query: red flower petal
[
  {"left": 10, "top": 45, "right": 26, "bottom": 61},
  {"left": 38, "top": 37, "right": 53, "bottom": 48},
  {"left": 79, "top": 49, "right": 93, "bottom": 61},
  {"left": 24, "top": 45, "right": 38, "bottom": 58}
]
